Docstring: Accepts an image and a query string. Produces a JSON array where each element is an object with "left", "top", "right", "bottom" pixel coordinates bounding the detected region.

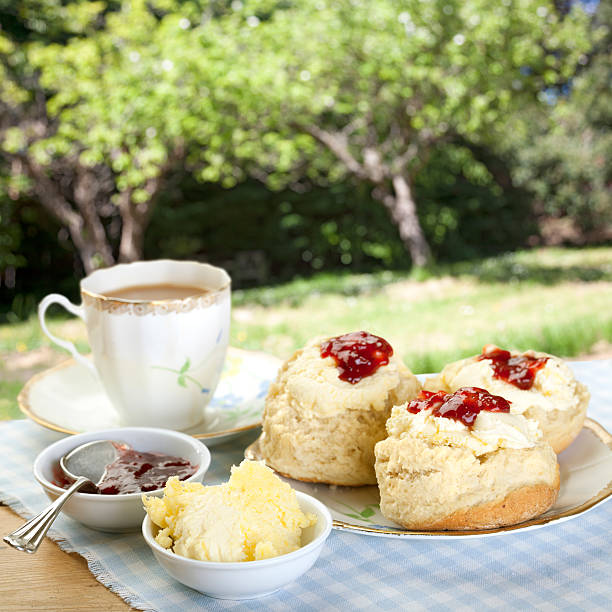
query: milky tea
[{"left": 104, "top": 283, "right": 211, "bottom": 301}]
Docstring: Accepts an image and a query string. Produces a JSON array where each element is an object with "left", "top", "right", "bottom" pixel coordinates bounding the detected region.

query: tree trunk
[
  {"left": 73, "top": 166, "right": 115, "bottom": 268},
  {"left": 117, "top": 170, "right": 171, "bottom": 262},
  {"left": 23, "top": 157, "right": 110, "bottom": 274},
  {"left": 117, "top": 192, "right": 153, "bottom": 263},
  {"left": 304, "top": 126, "right": 432, "bottom": 267},
  {"left": 380, "top": 175, "right": 431, "bottom": 267},
  {"left": 37, "top": 191, "right": 99, "bottom": 274}
]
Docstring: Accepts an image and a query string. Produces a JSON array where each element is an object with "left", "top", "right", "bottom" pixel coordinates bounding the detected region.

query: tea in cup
[{"left": 38, "top": 260, "right": 231, "bottom": 430}]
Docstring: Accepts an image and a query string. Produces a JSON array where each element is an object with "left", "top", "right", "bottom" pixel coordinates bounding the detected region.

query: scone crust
[
  {"left": 374, "top": 435, "right": 560, "bottom": 530},
  {"left": 261, "top": 340, "right": 420, "bottom": 486},
  {"left": 426, "top": 473, "right": 560, "bottom": 530}
]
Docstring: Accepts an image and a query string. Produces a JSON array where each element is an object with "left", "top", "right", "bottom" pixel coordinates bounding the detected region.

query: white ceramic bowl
[
  {"left": 142, "top": 491, "right": 332, "bottom": 599},
  {"left": 34, "top": 427, "right": 210, "bottom": 532}
]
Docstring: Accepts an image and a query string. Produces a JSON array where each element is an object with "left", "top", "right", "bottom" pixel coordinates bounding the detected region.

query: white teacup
[{"left": 38, "top": 260, "right": 231, "bottom": 430}]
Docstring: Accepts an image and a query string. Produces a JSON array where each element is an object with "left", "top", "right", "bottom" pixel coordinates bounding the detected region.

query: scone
[
  {"left": 375, "top": 387, "right": 560, "bottom": 530},
  {"left": 423, "top": 345, "right": 589, "bottom": 453},
  {"left": 260, "top": 331, "right": 421, "bottom": 486}
]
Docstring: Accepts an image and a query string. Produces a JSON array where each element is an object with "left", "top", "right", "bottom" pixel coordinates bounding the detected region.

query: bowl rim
[
  {"left": 33, "top": 426, "right": 211, "bottom": 501},
  {"left": 141, "top": 490, "right": 333, "bottom": 568}
]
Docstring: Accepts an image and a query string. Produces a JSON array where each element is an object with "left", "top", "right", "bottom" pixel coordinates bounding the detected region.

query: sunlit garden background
[{"left": 0, "top": 0, "right": 610, "bottom": 419}]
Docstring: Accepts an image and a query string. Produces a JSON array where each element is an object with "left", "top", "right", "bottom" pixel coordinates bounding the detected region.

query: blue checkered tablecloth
[{"left": 1, "top": 360, "right": 611, "bottom": 611}]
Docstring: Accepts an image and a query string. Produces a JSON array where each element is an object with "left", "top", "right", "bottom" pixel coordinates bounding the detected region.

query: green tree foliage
[
  {"left": 0, "top": 180, "right": 26, "bottom": 276},
  {"left": 0, "top": 0, "right": 603, "bottom": 281},
  {"left": 216, "top": 0, "right": 593, "bottom": 264},
  {"left": 512, "top": 0, "right": 611, "bottom": 240},
  {"left": 146, "top": 159, "right": 533, "bottom": 291},
  {"left": 0, "top": 0, "right": 255, "bottom": 272}
]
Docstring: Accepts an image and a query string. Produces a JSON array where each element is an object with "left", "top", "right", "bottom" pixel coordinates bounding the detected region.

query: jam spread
[
  {"left": 478, "top": 344, "right": 548, "bottom": 390},
  {"left": 407, "top": 387, "right": 511, "bottom": 428},
  {"left": 320, "top": 331, "right": 393, "bottom": 383},
  {"left": 55, "top": 445, "right": 197, "bottom": 494}
]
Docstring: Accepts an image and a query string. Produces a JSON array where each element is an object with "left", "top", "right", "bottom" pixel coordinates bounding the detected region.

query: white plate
[
  {"left": 19, "top": 348, "right": 280, "bottom": 446},
  {"left": 245, "top": 418, "right": 612, "bottom": 538}
]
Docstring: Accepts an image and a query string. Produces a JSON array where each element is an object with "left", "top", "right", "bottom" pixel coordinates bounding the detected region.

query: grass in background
[
  {"left": 0, "top": 382, "right": 24, "bottom": 419},
  {"left": 231, "top": 246, "right": 612, "bottom": 371},
  {"left": 0, "top": 316, "right": 90, "bottom": 355},
  {"left": 2, "top": 246, "right": 611, "bottom": 420},
  {"left": 231, "top": 276, "right": 612, "bottom": 372},
  {"left": 232, "top": 246, "right": 612, "bottom": 307}
]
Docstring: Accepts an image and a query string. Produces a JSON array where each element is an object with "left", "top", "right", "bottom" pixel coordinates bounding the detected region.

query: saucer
[
  {"left": 246, "top": 418, "right": 612, "bottom": 538},
  {"left": 18, "top": 348, "right": 281, "bottom": 446}
]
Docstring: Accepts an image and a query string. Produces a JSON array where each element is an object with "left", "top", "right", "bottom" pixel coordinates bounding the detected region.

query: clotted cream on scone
[{"left": 423, "top": 345, "right": 589, "bottom": 453}]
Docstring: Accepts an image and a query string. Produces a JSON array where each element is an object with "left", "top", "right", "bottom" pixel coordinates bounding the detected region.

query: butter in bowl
[{"left": 141, "top": 460, "right": 332, "bottom": 599}]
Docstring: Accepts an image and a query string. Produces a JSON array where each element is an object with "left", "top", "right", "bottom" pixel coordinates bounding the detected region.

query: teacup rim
[{"left": 79, "top": 259, "right": 231, "bottom": 305}]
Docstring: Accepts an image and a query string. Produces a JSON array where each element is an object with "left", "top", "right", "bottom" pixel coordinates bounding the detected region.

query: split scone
[
  {"left": 375, "top": 387, "right": 560, "bottom": 530},
  {"left": 423, "top": 345, "right": 589, "bottom": 453},
  {"left": 260, "top": 331, "right": 420, "bottom": 486}
]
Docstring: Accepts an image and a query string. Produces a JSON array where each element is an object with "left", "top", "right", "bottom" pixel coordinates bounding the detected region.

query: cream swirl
[{"left": 387, "top": 404, "right": 542, "bottom": 456}]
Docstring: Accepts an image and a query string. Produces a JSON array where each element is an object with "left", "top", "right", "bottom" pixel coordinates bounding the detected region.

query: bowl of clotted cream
[{"left": 141, "top": 460, "right": 332, "bottom": 599}]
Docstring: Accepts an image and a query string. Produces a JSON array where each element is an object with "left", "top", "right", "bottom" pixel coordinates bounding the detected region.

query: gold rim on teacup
[{"left": 80, "top": 283, "right": 231, "bottom": 316}]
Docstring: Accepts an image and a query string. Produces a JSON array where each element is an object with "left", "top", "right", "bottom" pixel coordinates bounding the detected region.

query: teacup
[{"left": 38, "top": 260, "right": 231, "bottom": 430}]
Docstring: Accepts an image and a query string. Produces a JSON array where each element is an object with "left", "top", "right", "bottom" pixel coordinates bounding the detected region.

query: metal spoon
[{"left": 3, "top": 439, "right": 126, "bottom": 554}]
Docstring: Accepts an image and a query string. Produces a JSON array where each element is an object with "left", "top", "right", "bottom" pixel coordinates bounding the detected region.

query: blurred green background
[{"left": 0, "top": 1, "right": 610, "bottom": 419}]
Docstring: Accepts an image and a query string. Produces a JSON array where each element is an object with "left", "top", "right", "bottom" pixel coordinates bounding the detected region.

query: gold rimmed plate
[
  {"left": 19, "top": 347, "right": 280, "bottom": 446},
  {"left": 245, "top": 418, "right": 612, "bottom": 538}
]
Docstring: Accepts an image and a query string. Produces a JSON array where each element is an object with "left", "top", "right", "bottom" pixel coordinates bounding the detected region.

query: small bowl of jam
[{"left": 33, "top": 428, "right": 211, "bottom": 532}]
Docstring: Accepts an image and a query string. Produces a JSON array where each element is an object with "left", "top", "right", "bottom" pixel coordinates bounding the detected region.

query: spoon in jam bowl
[{"left": 3, "top": 440, "right": 124, "bottom": 554}]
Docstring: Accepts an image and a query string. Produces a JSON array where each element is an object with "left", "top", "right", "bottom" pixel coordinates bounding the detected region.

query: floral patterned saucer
[
  {"left": 18, "top": 348, "right": 281, "bottom": 446},
  {"left": 246, "top": 418, "right": 612, "bottom": 538}
]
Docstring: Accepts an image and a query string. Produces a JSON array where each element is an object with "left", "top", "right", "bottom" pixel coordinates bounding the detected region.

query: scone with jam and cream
[
  {"left": 374, "top": 387, "right": 560, "bottom": 530},
  {"left": 260, "top": 331, "right": 420, "bottom": 486},
  {"left": 423, "top": 345, "right": 589, "bottom": 453},
  {"left": 142, "top": 460, "right": 316, "bottom": 562}
]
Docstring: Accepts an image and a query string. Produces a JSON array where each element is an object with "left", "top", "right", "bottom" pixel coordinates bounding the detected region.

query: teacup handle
[{"left": 38, "top": 294, "right": 97, "bottom": 377}]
